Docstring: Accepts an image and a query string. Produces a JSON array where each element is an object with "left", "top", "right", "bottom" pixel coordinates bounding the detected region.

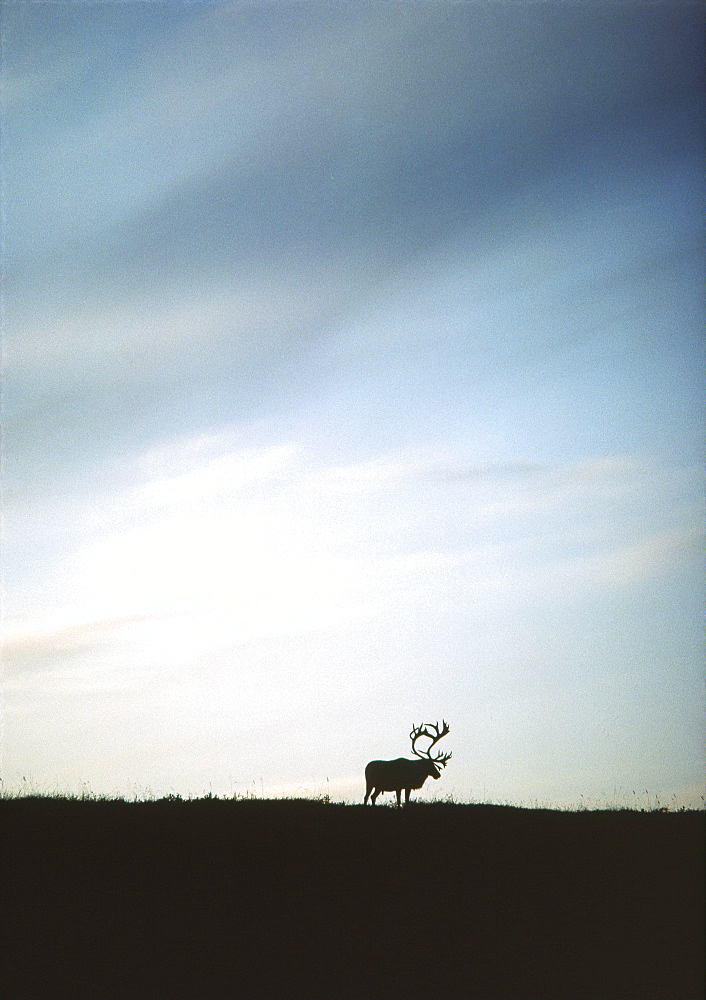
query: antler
[
  {"left": 410, "top": 720, "right": 451, "bottom": 766},
  {"left": 410, "top": 723, "right": 431, "bottom": 758}
]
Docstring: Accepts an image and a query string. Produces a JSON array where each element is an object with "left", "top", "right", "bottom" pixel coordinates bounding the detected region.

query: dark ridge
[{"left": 1, "top": 798, "right": 703, "bottom": 999}]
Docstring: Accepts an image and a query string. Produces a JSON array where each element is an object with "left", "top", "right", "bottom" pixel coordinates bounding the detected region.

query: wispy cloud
[
  {"left": 5, "top": 433, "right": 700, "bottom": 691},
  {"left": 0, "top": 613, "right": 162, "bottom": 678},
  {"left": 10, "top": 259, "right": 356, "bottom": 376},
  {"left": 587, "top": 526, "right": 705, "bottom": 588}
]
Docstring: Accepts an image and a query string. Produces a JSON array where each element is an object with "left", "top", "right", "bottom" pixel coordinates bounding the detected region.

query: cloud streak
[{"left": 4, "top": 434, "right": 701, "bottom": 689}]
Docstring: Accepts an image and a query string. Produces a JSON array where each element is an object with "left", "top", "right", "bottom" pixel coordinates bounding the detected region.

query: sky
[{"left": 0, "top": 1, "right": 704, "bottom": 807}]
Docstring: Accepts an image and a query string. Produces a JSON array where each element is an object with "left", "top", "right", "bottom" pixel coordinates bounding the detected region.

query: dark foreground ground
[{"left": 1, "top": 798, "right": 703, "bottom": 999}]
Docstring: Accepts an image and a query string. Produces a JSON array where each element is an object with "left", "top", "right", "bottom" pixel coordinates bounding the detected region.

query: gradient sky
[{"left": 1, "top": 1, "right": 704, "bottom": 806}]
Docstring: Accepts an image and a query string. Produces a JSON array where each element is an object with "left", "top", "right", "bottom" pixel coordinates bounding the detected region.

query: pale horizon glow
[{"left": 1, "top": 2, "right": 704, "bottom": 807}]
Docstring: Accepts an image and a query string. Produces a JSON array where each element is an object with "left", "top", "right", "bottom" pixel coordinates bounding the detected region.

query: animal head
[{"left": 425, "top": 759, "right": 442, "bottom": 780}]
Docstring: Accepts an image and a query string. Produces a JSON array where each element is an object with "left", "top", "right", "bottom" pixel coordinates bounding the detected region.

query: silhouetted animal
[{"left": 364, "top": 721, "right": 451, "bottom": 806}]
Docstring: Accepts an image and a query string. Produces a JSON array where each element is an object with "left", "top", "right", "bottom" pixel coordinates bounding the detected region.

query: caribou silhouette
[{"left": 364, "top": 721, "right": 451, "bottom": 806}]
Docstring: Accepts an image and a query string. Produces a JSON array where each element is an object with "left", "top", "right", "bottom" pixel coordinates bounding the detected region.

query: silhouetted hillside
[{"left": 1, "top": 798, "right": 703, "bottom": 999}]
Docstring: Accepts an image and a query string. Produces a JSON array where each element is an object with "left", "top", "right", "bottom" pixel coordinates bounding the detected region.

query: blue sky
[{"left": 1, "top": 1, "right": 704, "bottom": 805}]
